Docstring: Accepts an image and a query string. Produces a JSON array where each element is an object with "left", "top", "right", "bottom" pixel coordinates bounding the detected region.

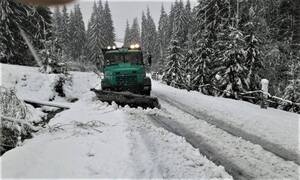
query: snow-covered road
[
  {"left": 1, "top": 64, "right": 299, "bottom": 179},
  {"left": 152, "top": 80, "right": 300, "bottom": 165},
  {"left": 148, "top": 97, "right": 299, "bottom": 179}
]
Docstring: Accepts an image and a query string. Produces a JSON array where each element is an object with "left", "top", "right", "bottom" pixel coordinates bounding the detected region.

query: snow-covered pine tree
[
  {"left": 183, "top": 32, "right": 195, "bottom": 89},
  {"left": 61, "top": 6, "right": 70, "bottom": 53},
  {"left": 52, "top": 7, "right": 63, "bottom": 45},
  {"left": 243, "top": 5, "right": 264, "bottom": 91},
  {"left": 282, "top": 0, "right": 300, "bottom": 112},
  {"left": 172, "top": 0, "right": 187, "bottom": 46},
  {"left": 140, "top": 8, "right": 159, "bottom": 71},
  {"left": 146, "top": 8, "right": 158, "bottom": 57},
  {"left": 68, "top": 4, "right": 86, "bottom": 62},
  {"left": 128, "top": 18, "right": 141, "bottom": 45},
  {"left": 282, "top": 57, "right": 300, "bottom": 112},
  {"left": 163, "top": 39, "right": 185, "bottom": 88},
  {"left": 141, "top": 11, "right": 147, "bottom": 50},
  {"left": 123, "top": 20, "right": 131, "bottom": 47},
  {"left": 87, "top": 0, "right": 105, "bottom": 68},
  {"left": 0, "top": 0, "right": 50, "bottom": 65},
  {"left": 166, "top": 3, "right": 175, "bottom": 46},
  {"left": 157, "top": 5, "right": 169, "bottom": 73},
  {"left": 87, "top": 1, "right": 97, "bottom": 34},
  {"left": 218, "top": 27, "right": 249, "bottom": 98},
  {"left": 141, "top": 8, "right": 158, "bottom": 62},
  {"left": 103, "top": 1, "right": 115, "bottom": 47}
]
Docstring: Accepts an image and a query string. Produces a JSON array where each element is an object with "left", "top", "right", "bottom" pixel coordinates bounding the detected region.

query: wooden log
[{"left": 23, "top": 99, "right": 70, "bottom": 110}]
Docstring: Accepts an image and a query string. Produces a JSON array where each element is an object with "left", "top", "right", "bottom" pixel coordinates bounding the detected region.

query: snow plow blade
[{"left": 91, "top": 89, "right": 161, "bottom": 109}]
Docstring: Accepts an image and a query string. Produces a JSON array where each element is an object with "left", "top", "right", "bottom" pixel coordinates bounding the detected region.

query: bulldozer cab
[{"left": 103, "top": 48, "right": 144, "bottom": 67}]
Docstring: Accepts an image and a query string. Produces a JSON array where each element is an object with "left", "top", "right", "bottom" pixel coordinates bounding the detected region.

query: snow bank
[
  {"left": 64, "top": 71, "right": 100, "bottom": 99},
  {"left": 1, "top": 63, "right": 57, "bottom": 101},
  {"left": 0, "top": 63, "right": 100, "bottom": 101},
  {"left": 1, "top": 94, "right": 135, "bottom": 178},
  {"left": 152, "top": 80, "right": 300, "bottom": 163}
]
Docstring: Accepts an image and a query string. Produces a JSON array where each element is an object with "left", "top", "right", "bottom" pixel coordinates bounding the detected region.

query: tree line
[
  {"left": 1, "top": 0, "right": 299, "bottom": 112},
  {"left": 0, "top": 0, "right": 115, "bottom": 70},
  {"left": 123, "top": 0, "right": 299, "bottom": 112},
  {"left": 50, "top": 0, "right": 115, "bottom": 70}
]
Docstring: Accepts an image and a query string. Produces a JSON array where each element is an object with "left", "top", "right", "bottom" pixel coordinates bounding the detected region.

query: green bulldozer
[{"left": 91, "top": 45, "right": 160, "bottom": 109}]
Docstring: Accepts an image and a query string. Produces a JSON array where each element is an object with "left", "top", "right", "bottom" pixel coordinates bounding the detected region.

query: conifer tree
[
  {"left": 141, "top": 8, "right": 158, "bottom": 68},
  {"left": 129, "top": 18, "right": 141, "bottom": 45},
  {"left": 218, "top": 27, "right": 249, "bottom": 98},
  {"left": 61, "top": 6, "right": 70, "bottom": 53},
  {"left": 141, "top": 12, "right": 147, "bottom": 49},
  {"left": 157, "top": 5, "right": 169, "bottom": 73},
  {"left": 123, "top": 20, "right": 131, "bottom": 47},
  {"left": 52, "top": 7, "right": 63, "bottom": 44},
  {"left": 167, "top": 3, "right": 175, "bottom": 46},
  {"left": 103, "top": 1, "right": 115, "bottom": 47},
  {"left": 68, "top": 4, "right": 86, "bottom": 61},
  {"left": 163, "top": 39, "right": 184, "bottom": 88},
  {"left": 0, "top": 0, "right": 51, "bottom": 65},
  {"left": 87, "top": 0, "right": 105, "bottom": 67}
]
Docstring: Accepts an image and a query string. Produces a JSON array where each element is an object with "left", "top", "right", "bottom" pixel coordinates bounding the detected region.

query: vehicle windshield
[{"left": 104, "top": 52, "right": 143, "bottom": 66}]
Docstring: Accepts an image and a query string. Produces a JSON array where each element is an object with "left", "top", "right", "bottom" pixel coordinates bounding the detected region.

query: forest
[{"left": 0, "top": 0, "right": 299, "bottom": 113}]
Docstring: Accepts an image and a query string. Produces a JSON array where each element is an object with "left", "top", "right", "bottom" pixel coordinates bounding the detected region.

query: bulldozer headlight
[
  {"left": 130, "top": 44, "right": 140, "bottom": 49},
  {"left": 107, "top": 46, "right": 111, "bottom": 50},
  {"left": 112, "top": 46, "right": 116, "bottom": 49}
]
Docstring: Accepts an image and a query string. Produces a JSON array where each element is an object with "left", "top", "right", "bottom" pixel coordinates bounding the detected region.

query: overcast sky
[{"left": 63, "top": 0, "right": 197, "bottom": 41}]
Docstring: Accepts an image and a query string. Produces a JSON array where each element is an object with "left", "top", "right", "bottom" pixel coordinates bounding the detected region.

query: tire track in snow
[
  {"left": 148, "top": 114, "right": 251, "bottom": 180},
  {"left": 124, "top": 109, "right": 232, "bottom": 179},
  {"left": 153, "top": 91, "right": 300, "bottom": 165},
  {"left": 148, "top": 97, "right": 299, "bottom": 180}
]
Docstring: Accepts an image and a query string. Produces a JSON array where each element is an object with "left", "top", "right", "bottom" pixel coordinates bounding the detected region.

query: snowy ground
[
  {"left": 152, "top": 80, "right": 300, "bottom": 165},
  {"left": 1, "top": 63, "right": 299, "bottom": 179},
  {"left": 0, "top": 64, "right": 231, "bottom": 179}
]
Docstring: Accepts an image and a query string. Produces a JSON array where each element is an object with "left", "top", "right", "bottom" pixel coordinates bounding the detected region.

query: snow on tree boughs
[{"left": 163, "top": 39, "right": 185, "bottom": 88}]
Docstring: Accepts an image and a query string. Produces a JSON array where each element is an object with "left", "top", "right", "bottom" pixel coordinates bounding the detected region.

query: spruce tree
[
  {"left": 282, "top": 0, "right": 300, "bottom": 111},
  {"left": 68, "top": 4, "right": 86, "bottom": 61},
  {"left": 219, "top": 27, "right": 249, "bottom": 98},
  {"left": 157, "top": 5, "right": 169, "bottom": 73},
  {"left": 141, "top": 8, "right": 158, "bottom": 69},
  {"left": 129, "top": 18, "right": 141, "bottom": 45},
  {"left": 163, "top": 39, "right": 184, "bottom": 88},
  {"left": 103, "top": 1, "right": 115, "bottom": 46},
  {"left": 61, "top": 6, "right": 70, "bottom": 53},
  {"left": 141, "top": 12, "right": 147, "bottom": 50},
  {"left": 87, "top": 0, "right": 105, "bottom": 68},
  {"left": 123, "top": 20, "right": 131, "bottom": 47},
  {"left": 167, "top": 3, "right": 175, "bottom": 46},
  {"left": 0, "top": 0, "right": 50, "bottom": 65},
  {"left": 52, "top": 7, "right": 63, "bottom": 45},
  {"left": 172, "top": 0, "right": 187, "bottom": 45}
]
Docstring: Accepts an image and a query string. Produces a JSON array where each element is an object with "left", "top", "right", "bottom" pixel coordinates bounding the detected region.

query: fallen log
[{"left": 23, "top": 99, "right": 70, "bottom": 110}]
